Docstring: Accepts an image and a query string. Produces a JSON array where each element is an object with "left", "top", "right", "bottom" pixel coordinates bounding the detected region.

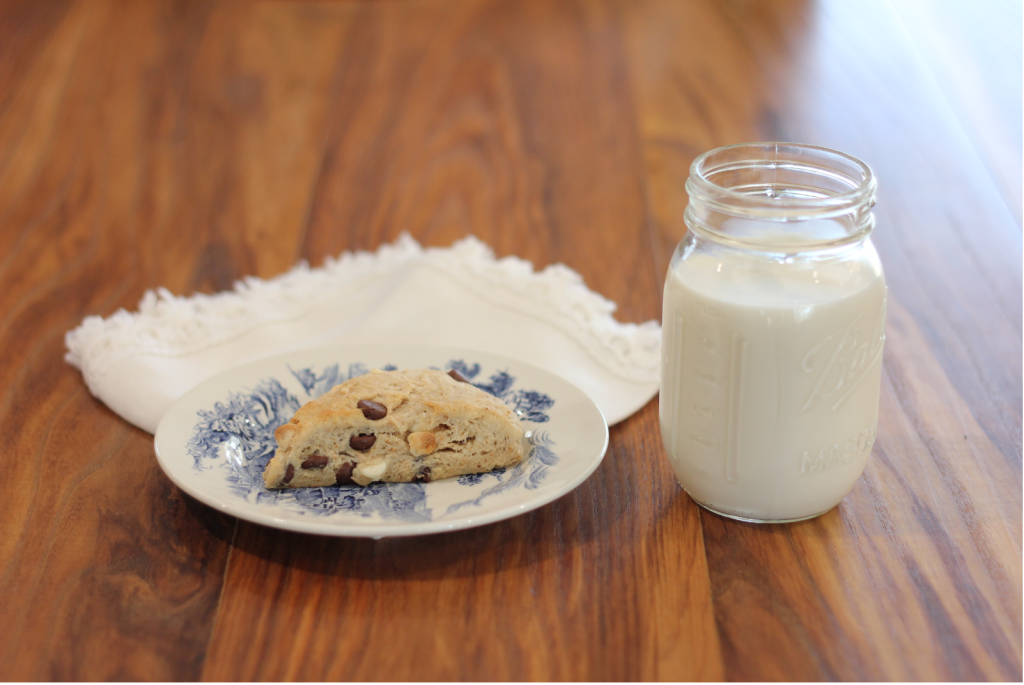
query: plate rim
[{"left": 154, "top": 344, "right": 609, "bottom": 537}]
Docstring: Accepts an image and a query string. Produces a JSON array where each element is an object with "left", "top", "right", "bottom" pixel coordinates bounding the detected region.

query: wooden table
[{"left": 2, "top": 0, "right": 1020, "bottom": 680}]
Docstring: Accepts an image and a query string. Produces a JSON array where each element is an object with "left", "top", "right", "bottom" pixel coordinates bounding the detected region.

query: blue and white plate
[{"left": 154, "top": 345, "right": 608, "bottom": 537}]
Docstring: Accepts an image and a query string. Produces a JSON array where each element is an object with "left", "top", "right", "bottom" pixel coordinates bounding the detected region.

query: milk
[{"left": 660, "top": 237, "right": 886, "bottom": 521}]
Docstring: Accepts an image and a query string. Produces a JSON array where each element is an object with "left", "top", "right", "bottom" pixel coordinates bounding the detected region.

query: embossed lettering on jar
[{"left": 659, "top": 143, "right": 886, "bottom": 523}]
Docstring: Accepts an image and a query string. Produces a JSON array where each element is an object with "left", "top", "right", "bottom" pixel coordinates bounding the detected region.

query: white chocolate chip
[{"left": 354, "top": 458, "right": 387, "bottom": 485}]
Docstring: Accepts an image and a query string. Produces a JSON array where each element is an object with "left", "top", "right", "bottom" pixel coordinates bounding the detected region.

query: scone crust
[{"left": 263, "top": 368, "right": 524, "bottom": 488}]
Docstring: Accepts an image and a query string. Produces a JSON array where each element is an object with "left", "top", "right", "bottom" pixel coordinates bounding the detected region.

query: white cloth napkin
[{"left": 65, "top": 235, "right": 662, "bottom": 433}]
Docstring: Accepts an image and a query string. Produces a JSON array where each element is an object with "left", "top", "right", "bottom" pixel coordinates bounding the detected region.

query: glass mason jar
[{"left": 660, "top": 143, "right": 886, "bottom": 523}]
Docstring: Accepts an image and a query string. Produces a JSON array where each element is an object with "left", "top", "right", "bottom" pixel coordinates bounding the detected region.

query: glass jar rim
[{"left": 686, "top": 142, "right": 876, "bottom": 222}]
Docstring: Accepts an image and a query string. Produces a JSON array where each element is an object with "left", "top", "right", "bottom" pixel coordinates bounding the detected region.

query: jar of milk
[{"left": 660, "top": 143, "right": 886, "bottom": 523}]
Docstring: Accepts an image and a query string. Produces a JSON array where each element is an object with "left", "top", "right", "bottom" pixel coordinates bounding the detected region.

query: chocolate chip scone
[{"left": 263, "top": 368, "right": 525, "bottom": 488}]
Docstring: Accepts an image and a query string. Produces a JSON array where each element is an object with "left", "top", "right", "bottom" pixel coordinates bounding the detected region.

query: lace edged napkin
[{"left": 65, "top": 235, "right": 661, "bottom": 433}]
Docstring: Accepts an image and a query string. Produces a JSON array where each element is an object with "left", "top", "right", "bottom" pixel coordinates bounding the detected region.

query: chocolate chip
[
  {"left": 283, "top": 464, "right": 295, "bottom": 484},
  {"left": 336, "top": 461, "right": 356, "bottom": 485},
  {"left": 350, "top": 434, "right": 376, "bottom": 451},
  {"left": 357, "top": 399, "right": 387, "bottom": 420},
  {"left": 301, "top": 453, "right": 329, "bottom": 469},
  {"left": 413, "top": 466, "right": 432, "bottom": 483},
  {"left": 448, "top": 369, "right": 469, "bottom": 383}
]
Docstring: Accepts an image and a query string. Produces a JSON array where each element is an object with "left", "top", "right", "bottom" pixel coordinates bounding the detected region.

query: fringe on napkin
[{"left": 65, "top": 235, "right": 661, "bottom": 394}]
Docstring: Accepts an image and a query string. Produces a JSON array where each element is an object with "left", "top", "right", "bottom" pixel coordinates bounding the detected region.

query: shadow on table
[{"left": 181, "top": 445, "right": 676, "bottom": 582}]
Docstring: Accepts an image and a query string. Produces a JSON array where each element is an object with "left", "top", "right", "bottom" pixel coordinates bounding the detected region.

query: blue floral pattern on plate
[{"left": 186, "top": 360, "right": 556, "bottom": 521}]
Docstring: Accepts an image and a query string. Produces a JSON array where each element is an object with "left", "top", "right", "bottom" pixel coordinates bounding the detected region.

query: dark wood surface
[{"left": 1, "top": 0, "right": 1020, "bottom": 680}]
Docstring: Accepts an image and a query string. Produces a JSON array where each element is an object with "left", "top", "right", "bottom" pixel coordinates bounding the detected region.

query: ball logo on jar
[
  {"left": 800, "top": 425, "right": 877, "bottom": 474},
  {"left": 800, "top": 304, "right": 886, "bottom": 413}
]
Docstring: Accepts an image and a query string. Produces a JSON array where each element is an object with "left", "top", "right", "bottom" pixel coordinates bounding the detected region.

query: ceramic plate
[{"left": 154, "top": 345, "right": 608, "bottom": 537}]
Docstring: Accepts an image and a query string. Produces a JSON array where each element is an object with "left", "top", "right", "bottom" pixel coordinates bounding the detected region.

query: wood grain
[
  {"left": 699, "top": 300, "right": 1020, "bottom": 681},
  {"left": 622, "top": 0, "right": 1021, "bottom": 680},
  {"left": 0, "top": 0, "right": 1018, "bottom": 680},
  {"left": 201, "top": 1, "right": 715, "bottom": 679},
  {"left": 204, "top": 406, "right": 719, "bottom": 681},
  {"left": 0, "top": 1, "right": 239, "bottom": 679}
]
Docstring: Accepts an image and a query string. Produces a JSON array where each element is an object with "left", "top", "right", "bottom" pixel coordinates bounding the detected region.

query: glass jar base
[{"left": 685, "top": 490, "right": 833, "bottom": 524}]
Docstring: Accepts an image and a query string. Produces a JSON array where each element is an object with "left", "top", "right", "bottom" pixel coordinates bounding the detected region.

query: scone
[{"left": 263, "top": 368, "right": 525, "bottom": 488}]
